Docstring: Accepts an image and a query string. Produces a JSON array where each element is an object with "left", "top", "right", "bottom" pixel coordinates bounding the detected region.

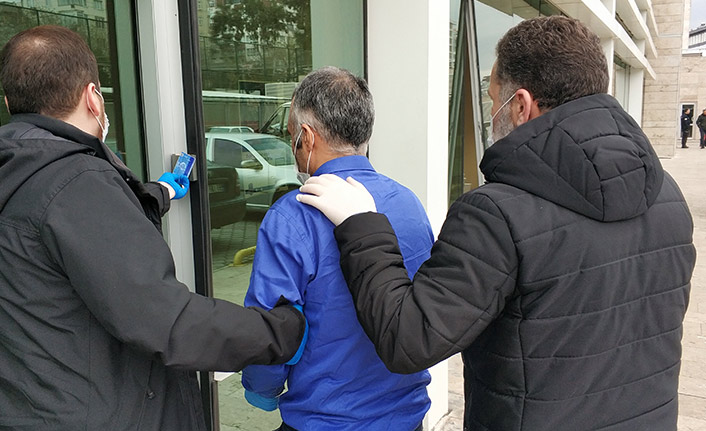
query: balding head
[{"left": 0, "top": 25, "right": 100, "bottom": 119}]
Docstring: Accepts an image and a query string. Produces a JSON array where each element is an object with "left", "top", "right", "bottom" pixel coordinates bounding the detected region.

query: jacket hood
[
  {"left": 0, "top": 114, "right": 106, "bottom": 211},
  {"left": 480, "top": 93, "right": 663, "bottom": 222}
]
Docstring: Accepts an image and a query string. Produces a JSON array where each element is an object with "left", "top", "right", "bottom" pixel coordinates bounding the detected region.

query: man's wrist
[
  {"left": 244, "top": 389, "right": 279, "bottom": 411},
  {"left": 157, "top": 181, "right": 176, "bottom": 199}
]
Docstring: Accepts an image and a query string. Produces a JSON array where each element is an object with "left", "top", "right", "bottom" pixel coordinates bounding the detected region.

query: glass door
[
  {"left": 180, "top": 0, "right": 365, "bottom": 429},
  {"left": 0, "top": 0, "right": 145, "bottom": 178}
]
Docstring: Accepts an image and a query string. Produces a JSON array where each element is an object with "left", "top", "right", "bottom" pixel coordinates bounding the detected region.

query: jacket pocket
[{"left": 114, "top": 353, "right": 152, "bottom": 430}]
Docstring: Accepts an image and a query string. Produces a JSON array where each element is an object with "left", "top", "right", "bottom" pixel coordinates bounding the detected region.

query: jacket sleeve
[
  {"left": 334, "top": 191, "right": 518, "bottom": 374},
  {"left": 39, "top": 167, "right": 304, "bottom": 371},
  {"left": 143, "top": 181, "right": 171, "bottom": 217}
]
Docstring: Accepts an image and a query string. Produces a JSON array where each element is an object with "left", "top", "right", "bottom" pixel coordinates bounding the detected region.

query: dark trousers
[
  {"left": 276, "top": 422, "right": 424, "bottom": 431},
  {"left": 700, "top": 128, "right": 705, "bottom": 148},
  {"left": 681, "top": 131, "right": 689, "bottom": 147}
]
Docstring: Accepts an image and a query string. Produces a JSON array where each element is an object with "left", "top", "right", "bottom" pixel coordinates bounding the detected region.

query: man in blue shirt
[{"left": 241, "top": 66, "right": 432, "bottom": 431}]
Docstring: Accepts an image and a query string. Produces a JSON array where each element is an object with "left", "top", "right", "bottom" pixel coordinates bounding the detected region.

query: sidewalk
[
  {"left": 432, "top": 146, "right": 706, "bottom": 430},
  {"left": 666, "top": 147, "right": 706, "bottom": 430}
]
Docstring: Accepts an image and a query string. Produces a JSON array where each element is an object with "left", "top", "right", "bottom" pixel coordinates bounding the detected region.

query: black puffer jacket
[
  {"left": 0, "top": 114, "right": 305, "bottom": 430},
  {"left": 334, "top": 94, "right": 695, "bottom": 430}
]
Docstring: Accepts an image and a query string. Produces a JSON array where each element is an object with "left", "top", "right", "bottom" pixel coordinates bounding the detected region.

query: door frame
[{"left": 175, "top": 0, "right": 218, "bottom": 428}]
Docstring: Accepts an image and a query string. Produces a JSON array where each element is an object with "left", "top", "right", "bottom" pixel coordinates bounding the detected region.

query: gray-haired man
[{"left": 241, "top": 66, "right": 432, "bottom": 431}]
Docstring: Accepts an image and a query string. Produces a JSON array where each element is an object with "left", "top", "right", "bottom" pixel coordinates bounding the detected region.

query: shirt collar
[{"left": 314, "top": 155, "right": 374, "bottom": 176}]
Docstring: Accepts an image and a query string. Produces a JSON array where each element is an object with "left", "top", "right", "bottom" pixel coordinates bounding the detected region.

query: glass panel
[
  {"left": 449, "top": 0, "right": 564, "bottom": 202},
  {"left": 0, "top": 1, "right": 145, "bottom": 178},
  {"left": 473, "top": 1, "right": 540, "bottom": 150},
  {"left": 471, "top": 1, "right": 562, "bottom": 151},
  {"left": 613, "top": 56, "right": 630, "bottom": 110},
  {"left": 449, "top": 0, "right": 480, "bottom": 203},
  {"left": 194, "top": 1, "right": 365, "bottom": 429}
]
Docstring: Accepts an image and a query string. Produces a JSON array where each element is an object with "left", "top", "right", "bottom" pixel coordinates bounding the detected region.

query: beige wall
[
  {"left": 642, "top": 0, "right": 687, "bottom": 158},
  {"left": 679, "top": 54, "right": 706, "bottom": 144}
]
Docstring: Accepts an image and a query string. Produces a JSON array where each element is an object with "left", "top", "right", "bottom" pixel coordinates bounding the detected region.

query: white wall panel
[{"left": 367, "top": 1, "right": 450, "bottom": 428}]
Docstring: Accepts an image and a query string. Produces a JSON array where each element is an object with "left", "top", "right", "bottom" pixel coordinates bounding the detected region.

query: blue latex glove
[
  {"left": 244, "top": 389, "right": 279, "bottom": 411},
  {"left": 158, "top": 172, "right": 190, "bottom": 200},
  {"left": 286, "top": 304, "right": 309, "bottom": 366}
]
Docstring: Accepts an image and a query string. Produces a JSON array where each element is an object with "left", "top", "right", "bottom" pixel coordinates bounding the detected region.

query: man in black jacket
[
  {"left": 298, "top": 16, "right": 695, "bottom": 431},
  {"left": 0, "top": 25, "right": 305, "bottom": 430},
  {"left": 681, "top": 108, "right": 692, "bottom": 148},
  {"left": 696, "top": 108, "right": 706, "bottom": 149}
]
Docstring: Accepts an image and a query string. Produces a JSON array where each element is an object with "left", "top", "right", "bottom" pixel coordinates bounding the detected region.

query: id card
[{"left": 173, "top": 152, "right": 195, "bottom": 177}]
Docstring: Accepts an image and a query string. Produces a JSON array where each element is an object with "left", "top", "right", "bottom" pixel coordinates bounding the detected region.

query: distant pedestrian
[
  {"left": 681, "top": 108, "right": 693, "bottom": 148},
  {"left": 696, "top": 108, "right": 706, "bottom": 149}
]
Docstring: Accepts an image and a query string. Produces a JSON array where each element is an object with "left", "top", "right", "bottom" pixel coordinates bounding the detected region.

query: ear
[
  {"left": 3, "top": 96, "right": 9, "bottom": 113},
  {"left": 513, "top": 89, "right": 542, "bottom": 126},
  {"left": 300, "top": 123, "right": 316, "bottom": 152},
  {"left": 84, "top": 82, "right": 102, "bottom": 117}
]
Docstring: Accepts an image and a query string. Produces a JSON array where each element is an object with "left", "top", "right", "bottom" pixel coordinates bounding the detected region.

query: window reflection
[
  {"left": 449, "top": 0, "right": 476, "bottom": 202},
  {"left": 474, "top": 0, "right": 538, "bottom": 149},
  {"left": 0, "top": 1, "right": 143, "bottom": 177},
  {"left": 448, "top": 0, "right": 561, "bottom": 203},
  {"left": 197, "top": 1, "right": 364, "bottom": 428}
]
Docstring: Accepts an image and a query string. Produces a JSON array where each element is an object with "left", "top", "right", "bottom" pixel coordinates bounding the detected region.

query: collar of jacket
[
  {"left": 9, "top": 113, "right": 140, "bottom": 184},
  {"left": 11, "top": 113, "right": 108, "bottom": 158},
  {"left": 479, "top": 93, "right": 664, "bottom": 222}
]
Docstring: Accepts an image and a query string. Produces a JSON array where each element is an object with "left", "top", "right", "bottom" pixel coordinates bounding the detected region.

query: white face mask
[
  {"left": 99, "top": 111, "right": 110, "bottom": 143},
  {"left": 486, "top": 92, "right": 515, "bottom": 147},
  {"left": 89, "top": 87, "right": 110, "bottom": 142},
  {"left": 293, "top": 127, "right": 313, "bottom": 184}
]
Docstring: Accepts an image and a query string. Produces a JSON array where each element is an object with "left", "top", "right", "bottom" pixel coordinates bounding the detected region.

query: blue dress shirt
[{"left": 242, "top": 155, "right": 433, "bottom": 430}]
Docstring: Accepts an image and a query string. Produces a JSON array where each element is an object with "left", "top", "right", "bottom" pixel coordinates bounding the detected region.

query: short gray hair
[{"left": 291, "top": 66, "right": 374, "bottom": 154}]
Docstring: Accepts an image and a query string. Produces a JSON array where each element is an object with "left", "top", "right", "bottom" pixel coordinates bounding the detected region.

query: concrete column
[
  {"left": 366, "top": 0, "right": 450, "bottom": 428},
  {"left": 641, "top": 0, "right": 686, "bottom": 157}
]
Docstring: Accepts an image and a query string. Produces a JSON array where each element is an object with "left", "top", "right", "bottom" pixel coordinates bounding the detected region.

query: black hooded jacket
[
  {"left": 681, "top": 112, "right": 692, "bottom": 134},
  {"left": 697, "top": 113, "right": 706, "bottom": 131},
  {"left": 333, "top": 94, "right": 695, "bottom": 430},
  {"left": 0, "top": 115, "right": 305, "bottom": 430}
]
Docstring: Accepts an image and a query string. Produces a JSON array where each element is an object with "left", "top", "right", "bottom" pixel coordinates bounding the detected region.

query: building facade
[
  {"left": 642, "top": 0, "right": 689, "bottom": 156},
  {"left": 0, "top": 0, "right": 688, "bottom": 429},
  {"left": 676, "top": 15, "right": 706, "bottom": 150}
]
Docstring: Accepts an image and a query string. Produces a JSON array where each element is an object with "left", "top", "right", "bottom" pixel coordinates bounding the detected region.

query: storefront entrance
[{"left": 178, "top": 1, "right": 365, "bottom": 428}]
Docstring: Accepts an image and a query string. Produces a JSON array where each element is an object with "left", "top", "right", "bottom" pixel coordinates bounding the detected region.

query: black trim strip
[
  {"left": 363, "top": 0, "right": 369, "bottom": 159},
  {"left": 363, "top": 0, "right": 368, "bottom": 81},
  {"left": 176, "top": 0, "right": 217, "bottom": 429}
]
